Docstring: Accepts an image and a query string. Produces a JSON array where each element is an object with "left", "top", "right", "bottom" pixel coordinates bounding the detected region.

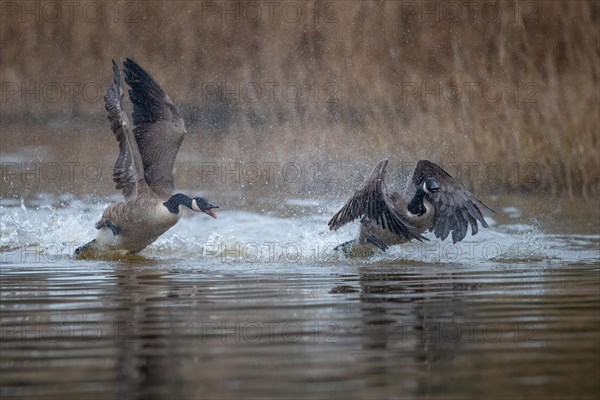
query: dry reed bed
[{"left": 1, "top": 1, "right": 598, "bottom": 197}]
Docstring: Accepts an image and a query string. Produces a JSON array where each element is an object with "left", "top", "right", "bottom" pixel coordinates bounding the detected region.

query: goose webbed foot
[
  {"left": 74, "top": 244, "right": 87, "bottom": 256},
  {"left": 334, "top": 235, "right": 389, "bottom": 255},
  {"left": 334, "top": 240, "right": 357, "bottom": 254},
  {"left": 96, "top": 219, "right": 121, "bottom": 236}
]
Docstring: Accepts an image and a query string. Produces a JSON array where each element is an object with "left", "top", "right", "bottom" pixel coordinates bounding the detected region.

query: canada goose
[
  {"left": 328, "top": 159, "right": 491, "bottom": 253},
  {"left": 75, "top": 59, "right": 218, "bottom": 257}
]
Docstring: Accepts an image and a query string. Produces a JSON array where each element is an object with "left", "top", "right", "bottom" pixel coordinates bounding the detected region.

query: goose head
[
  {"left": 163, "top": 193, "right": 218, "bottom": 218},
  {"left": 422, "top": 177, "right": 440, "bottom": 195},
  {"left": 191, "top": 197, "right": 219, "bottom": 218},
  {"left": 407, "top": 177, "right": 440, "bottom": 216}
]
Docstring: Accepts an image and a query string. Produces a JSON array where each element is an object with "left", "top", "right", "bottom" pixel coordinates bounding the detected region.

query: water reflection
[
  {"left": 1, "top": 257, "right": 599, "bottom": 399},
  {"left": 109, "top": 266, "right": 181, "bottom": 399},
  {"left": 350, "top": 268, "right": 471, "bottom": 395}
]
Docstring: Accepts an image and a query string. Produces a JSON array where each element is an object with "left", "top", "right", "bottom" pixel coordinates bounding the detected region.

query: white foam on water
[{"left": 0, "top": 201, "right": 597, "bottom": 267}]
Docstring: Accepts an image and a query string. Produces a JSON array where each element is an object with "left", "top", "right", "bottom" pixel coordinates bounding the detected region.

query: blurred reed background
[{"left": 1, "top": 0, "right": 598, "bottom": 199}]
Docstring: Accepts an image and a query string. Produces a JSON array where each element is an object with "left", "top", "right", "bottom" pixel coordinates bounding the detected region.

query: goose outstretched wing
[
  {"left": 329, "top": 159, "right": 426, "bottom": 242},
  {"left": 105, "top": 60, "right": 145, "bottom": 200},
  {"left": 412, "top": 160, "right": 492, "bottom": 243},
  {"left": 123, "top": 58, "right": 186, "bottom": 199}
]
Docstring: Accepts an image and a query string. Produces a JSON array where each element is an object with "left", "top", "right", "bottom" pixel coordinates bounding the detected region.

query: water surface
[{"left": 1, "top": 197, "right": 598, "bottom": 399}]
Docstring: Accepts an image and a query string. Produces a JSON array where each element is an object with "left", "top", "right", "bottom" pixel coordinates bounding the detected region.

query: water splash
[{"left": 0, "top": 202, "right": 597, "bottom": 267}]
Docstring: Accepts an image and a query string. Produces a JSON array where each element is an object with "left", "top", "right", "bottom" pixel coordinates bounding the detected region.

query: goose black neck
[
  {"left": 407, "top": 188, "right": 427, "bottom": 216},
  {"left": 163, "top": 193, "right": 192, "bottom": 214}
]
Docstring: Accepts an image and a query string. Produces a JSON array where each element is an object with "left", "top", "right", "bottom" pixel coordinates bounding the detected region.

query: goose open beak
[{"left": 204, "top": 206, "right": 218, "bottom": 219}]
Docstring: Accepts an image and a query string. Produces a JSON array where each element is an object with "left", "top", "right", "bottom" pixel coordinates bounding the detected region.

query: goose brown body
[
  {"left": 329, "top": 159, "right": 491, "bottom": 253},
  {"left": 75, "top": 59, "right": 217, "bottom": 258}
]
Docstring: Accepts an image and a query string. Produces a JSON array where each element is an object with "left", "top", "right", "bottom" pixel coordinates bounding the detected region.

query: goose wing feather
[
  {"left": 412, "top": 160, "right": 492, "bottom": 243},
  {"left": 123, "top": 58, "right": 186, "bottom": 199},
  {"left": 105, "top": 60, "right": 145, "bottom": 200},
  {"left": 329, "top": 160, "right": 426, "bottom": 242}
]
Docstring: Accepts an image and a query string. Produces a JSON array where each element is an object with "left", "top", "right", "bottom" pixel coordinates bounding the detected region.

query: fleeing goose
[
  {"left": 328, "top": 159, "right": 491, "bottom": 253},
  {"left": 75, "top": 59, "right": 218, "bottom": 257}
]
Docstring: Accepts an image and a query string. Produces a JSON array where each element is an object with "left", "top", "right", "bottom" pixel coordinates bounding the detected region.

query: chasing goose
[
  {"left": 75, "top": 59, "right": 218, "bottom": 257},
  {"left": 328, "top": 159, "right": 491, "bottom": 253}
]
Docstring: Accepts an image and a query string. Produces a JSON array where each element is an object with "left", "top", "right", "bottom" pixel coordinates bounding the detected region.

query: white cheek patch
[
  {"left": 191, "top": 199, "right": 201, "bottom": 212},
  {"left": 422, "top": 181, "right": 431, "bottom": 194}
]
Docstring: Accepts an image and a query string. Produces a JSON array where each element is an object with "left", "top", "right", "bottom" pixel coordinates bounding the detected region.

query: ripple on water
[{"left": 1, "top": 200, "right": 599, "bottom": 399}]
